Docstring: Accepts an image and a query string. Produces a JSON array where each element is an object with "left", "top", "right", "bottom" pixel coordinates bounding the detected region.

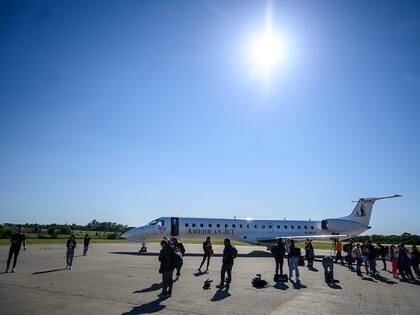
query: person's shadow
[
  {"left": 290, "top": 280, "right": 306, "bottom": 290},
  {"left": 121, "top": 296, "right": 169, "bottom": 314},
  {"left": 274, "top": 282, "right": 289, "bottom": 290},
  {"left": 193, "top": 271, "right": 207, "bottom": 277},
  {"left": 308, "top": 267, "right": 319, "bottom": 272},
  {"left": 133, "top": 283, "right": 162, "bottom": 294},
  {"left": 327, "top": 282, "right": 342, "bottom": 289},
  {"left": 211, "top": 288, "right": 231, "bottom": 301}
]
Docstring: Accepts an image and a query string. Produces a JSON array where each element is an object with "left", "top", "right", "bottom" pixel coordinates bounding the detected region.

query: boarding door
[{"left": 171, "top": 217, "right": 179, "bottom": 237}]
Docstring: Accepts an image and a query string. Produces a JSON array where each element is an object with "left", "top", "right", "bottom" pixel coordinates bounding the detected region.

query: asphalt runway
[{"left": 0, "top": 243, "right": 419, "bottom": 315}]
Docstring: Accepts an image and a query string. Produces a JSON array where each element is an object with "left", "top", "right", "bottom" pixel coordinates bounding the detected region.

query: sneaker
[
  {"left": 11, "top": 268, "right": 16, "bottom": 273},
  {"left": 68, "top": 266, "right": 72, "bottom": 270},
  {"left": 176, "top": 272, "right": 181, "bottom": 276},
  {"left": 216, "top": 284, "right": 224, "bottom": 289},
  {"left": 5, "top": 268, "right": 9, "bottom": 273}
]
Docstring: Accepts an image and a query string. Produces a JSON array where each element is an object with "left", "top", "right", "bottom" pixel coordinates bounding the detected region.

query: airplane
[{"left": 121, "top": 195, "right": 401, "bottom": 252}]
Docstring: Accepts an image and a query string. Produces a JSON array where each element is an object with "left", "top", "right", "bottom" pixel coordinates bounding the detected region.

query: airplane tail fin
[{"left": 345, "top": 195, "right": 401, "bottom": 226}]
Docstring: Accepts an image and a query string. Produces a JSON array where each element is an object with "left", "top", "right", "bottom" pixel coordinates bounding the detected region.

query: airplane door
[{"left": 170, "top": 217, "right": 179, "bottom": 236}]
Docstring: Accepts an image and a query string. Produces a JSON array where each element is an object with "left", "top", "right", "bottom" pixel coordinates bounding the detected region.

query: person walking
[
  {"left": 334, "top": 239, "right": 344, "bottom": 265},
  {"left": 216, "top": 238, "right": 238, "bottom": 289},
  {"left": 305, "top": 239, "right": 314, "bottom": 269},
  {"left": 271, "top": 238, "right": 286, "bottom": 275},
  {"left": 346, "top": 241, "right": 354, "bottom": 270},
  {"left": 158, "top": 239, "right": 176, "bottom": 297},
  {"left": 172, "top": 237, "right": 185, "bottom": 277},
  {"left": 5, "top": 226, "right": 26, "bottom": 273},
  {"left": 322, "top": 256, "right": 335, "bottom": 283},
  {"left": 198, "top": 237, "right": 212, "bottom": 272},
  {"left": 353, "top": 243, "right": 363, "bottom": 276},
  {"left": 83, "top": 233, "right": 91, "bottom": 256},
  {"left": 66, "top": 234, "right": 77, "bottom": 270},
  {"left": 288, "top": 239, "right": 301, "bottom": 283},
  {"left": 390, "top": 245, "right": 398, "bottom": 279},
  {"left": 411, "top": 245, "right": 420, "bottom": 278}
]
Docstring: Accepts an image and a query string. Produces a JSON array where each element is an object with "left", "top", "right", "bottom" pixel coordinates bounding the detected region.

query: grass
[{"left": 0, "top": 238, "right": 335, "bottom": 249}]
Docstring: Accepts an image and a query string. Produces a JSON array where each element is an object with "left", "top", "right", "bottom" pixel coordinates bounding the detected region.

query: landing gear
[{"left": 139, "top": 242, "right": 147, "bottom": 253}]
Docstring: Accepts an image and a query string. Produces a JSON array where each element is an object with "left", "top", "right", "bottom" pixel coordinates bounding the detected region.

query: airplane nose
[{"left": 121, "top": 228, "right": 135, "bottom": 239}]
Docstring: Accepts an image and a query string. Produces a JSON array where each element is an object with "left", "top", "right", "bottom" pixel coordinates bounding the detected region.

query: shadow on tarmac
[
  {"left": 211, "top": 288, "right": 231, "bottom": 301},
  {"left": 32, "top": 268, "right": 67, "bottom": 275},
  {"left": 121, "top": 296, "right": 169, "bottom": 314},
  {"left": 133, "top": 283, "right": 162, "bottom": 294},
  {"left": 273, "top": 282, "right": 289, "bottom": 290},
  {"left": 193, "top": 270, "right": 208, "bottom": 277}
]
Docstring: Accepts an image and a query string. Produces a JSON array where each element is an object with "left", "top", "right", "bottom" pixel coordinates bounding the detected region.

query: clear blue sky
[{"left": 0, "top": 0, "right": 419, "bottom": 234}]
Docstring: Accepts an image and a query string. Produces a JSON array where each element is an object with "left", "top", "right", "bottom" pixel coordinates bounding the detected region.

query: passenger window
[
  {"left": 217, "top": 224, "right": 220, "bottom": 228},
  {"left": 298, "top": 226, "right": 301, "bottom": 229},
  {"left": 291, "top": 225, "right": 294, "bottom": 229},
  {"left": 200, "top": 224, "right": 204, "bottom": 228},
  {"left": 304, "top": 226, "right": 307, "bottom": 229},
  {"left": 185, "top": 223, "right": 189, "bottom": 227},
  {"left": 277, "top": 225, "right": 280, "bottom": 229},
  {"left": 192, "top": 223, "right": 196, "bottom": 227},
  {"left": 239, "top": 224, "right": 243, "bottom": 228},
  {"left": 269, "top": 225, "right": 272, "bottom": 229},
  {"left": 311, "top": 226, "right": 314, "bottom": 230},
  {"left": 254, "top": 225, "right": 258, "bottom": 228},
  {"left": 284, "top": 225, "right": 288, "bottom": 229},
  {"left": 247, "top": 224, "right": 250, "bottom": 228},
  {"left": 209, "top": 224, "right": 212, "bottom": 228},
  {"left": 225, "top": 224, "right": 228, "bottom": 228},
  {"left": 262, "top": 225, "right": 265, "bottom": 229},
  {"left": 232, "top": 224, "right": 236, "bottom": 228}
]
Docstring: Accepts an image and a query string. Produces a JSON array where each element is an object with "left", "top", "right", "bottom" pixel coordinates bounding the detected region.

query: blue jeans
[
  {"left": 83, "top": 245, "right": 89, "bottom": 256},
  {"left": 289, "top": 256, "right": 300, "bottom": 280},
  {"left": 356, "top": 257, "right": 363, "bottom": 275},
  {"left": 66, "top": 248, "right": 75, "bottom": 266},
  {"left": 368, "top": 259, "right": 376, "bottom": 275}
]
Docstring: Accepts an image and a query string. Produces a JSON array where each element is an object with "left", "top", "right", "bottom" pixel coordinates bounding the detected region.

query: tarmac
[{"left": 0, "top": 243, "right": 419, "bottom": 315}]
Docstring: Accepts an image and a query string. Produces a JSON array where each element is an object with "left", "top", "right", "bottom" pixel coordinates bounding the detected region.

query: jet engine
[{"left": 321, "top": 219, "right": 365, "bottom": 233}]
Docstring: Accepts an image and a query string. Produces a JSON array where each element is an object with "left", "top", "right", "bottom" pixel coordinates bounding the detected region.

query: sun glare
[{"left": 251, "top": 32, "right": 284, "bottom": 70}]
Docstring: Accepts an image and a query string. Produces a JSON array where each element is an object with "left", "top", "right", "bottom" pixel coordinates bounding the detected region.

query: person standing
[
  {"left": 288, "top": 239, "right": 300, "bottom": 283},
  {"left": 83, "top": 233, "right": 91, "bottom": 256},
  {"left": 334, "top": 239, "right": 344, "bottom": 265},
  {"left": 353, "top": 243, "right": 363, "bottom": 276},
  {"left": 158, "top": 239, "right": 175, "bottom": 297},
  {"left": 367, "top": 241, "right": 377, "bottom": 276},
  {"left": 361, "top": 242, "right": 370, "bottom": 275},
  {"left": 305, "top": 239, "right": 314, "bottom": 269},
  {"left": 198, "top": 237, "right": 212, "bottom": 272},
  {"left": 66, "top": 234, "right": 77, "bottom": 270},
  {"left": 346, "top": 241, "right": 354, "bottom": 270},
  {"left": 397, "top": 244, "right": 414, "bottom": 281},
  {"left": 271, "top": 238, "right": 286, "bottom": 275},
  {"left": 390, "top": 245, "right": 398, "bottom": 279},
  {"left": 216, "top": 238, "right": 238, "bottom": 289},
  {"left": 171, "top": 237, "right": 185, "bottom": 277},
  {"left": 411, "top": 245, "right": 420, "bottom": 278},
  {"left": 378, "top": 244, "right": 388, "bottom": 271},
  {"left": 5, "top": 226, "right": 26, "bottom": 273}
]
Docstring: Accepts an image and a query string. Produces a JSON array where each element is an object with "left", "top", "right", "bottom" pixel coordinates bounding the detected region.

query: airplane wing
[{"left": 256, "top": 234, "right": 351, "bottom": 244}]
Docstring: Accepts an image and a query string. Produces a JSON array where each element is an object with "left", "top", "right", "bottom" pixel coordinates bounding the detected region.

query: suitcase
[{"left": 274, "top": 274, "right": 288, "bottom": 282}]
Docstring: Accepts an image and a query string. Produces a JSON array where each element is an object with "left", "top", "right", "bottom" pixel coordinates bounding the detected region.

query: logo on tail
[{"left": 357, "top": 204, "right": 366, "bottom": 217}]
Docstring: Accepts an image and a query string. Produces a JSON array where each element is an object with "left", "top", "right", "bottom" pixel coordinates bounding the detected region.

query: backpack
[
  {"left": 252, "top": 275, "right": 269, "bottom": 288},
  {"left": 298, "top": 256, "right": 305, "bottom": 266}
]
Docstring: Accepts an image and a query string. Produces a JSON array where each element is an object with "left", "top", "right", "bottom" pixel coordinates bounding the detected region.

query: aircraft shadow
[
  {"left": 32, "top": 268, "right": 67, "bottom": 275},
  {"left": 211, "top": 288, "right": 231, "bottom": 301},
  {"left": 121, "top": 296, "right": 168, "bottom": 314},
  {"left": 133, "top": 283, "right": 162, "bottom": 294}
]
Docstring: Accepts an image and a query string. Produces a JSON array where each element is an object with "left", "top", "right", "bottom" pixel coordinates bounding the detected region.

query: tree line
[{"left": 0, "top": 220, "right": 134, "bottom": 239}]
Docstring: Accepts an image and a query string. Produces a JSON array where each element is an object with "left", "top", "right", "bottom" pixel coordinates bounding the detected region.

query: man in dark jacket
[
  {"left": 5, "top": 226, "right": 26, "bottom": 273},
  {"left": 171, "top": 237, "right": 185, "bottom": 276},
  {"left": 158, "top": 239, "right": 175, "bottom": 296},
  {"left": 271, "top": 238, "right": 286, "bottom": 275},
  {"left": 367, "top": 241, "right": 377, "bottom": 276},
  {"left": 216, "top": 238, "right": 238, "bottom": 289},
  {"left": 378, "top": 244, "right": 388, "bottom": 271}
]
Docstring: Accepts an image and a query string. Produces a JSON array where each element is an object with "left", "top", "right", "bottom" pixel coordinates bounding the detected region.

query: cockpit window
[{"left": 149, "top": 219, "right": 164, "bottom": 226}]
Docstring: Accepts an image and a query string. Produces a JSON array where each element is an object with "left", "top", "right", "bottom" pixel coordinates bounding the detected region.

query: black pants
[
  {"left": 335, "top": 252, "right": 344, "bottom": 265},
  {"left": 162, "top": 269, "right": 174, "bottom": 293},
  {"left": 7, "top": 246, "right": 20, "bottom": 269},
  {"left": 220, "top": 263, "right": 233, "bottom": 285},
  {"left": 275, "top": 257, "right": 284, "bottom": 275},
  {"left": 199, "top": 253, "right": 210, "bottom": 270}
]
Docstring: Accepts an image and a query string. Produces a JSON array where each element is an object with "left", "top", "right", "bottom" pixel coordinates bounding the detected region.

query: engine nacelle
[{"left": 321, "top": 219, "right": 364, "bottom": 233}]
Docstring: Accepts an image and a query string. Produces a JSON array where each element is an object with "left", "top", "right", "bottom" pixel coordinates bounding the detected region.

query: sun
[{"left": 250, "top": 31, "right": 285, "bottom": 73}]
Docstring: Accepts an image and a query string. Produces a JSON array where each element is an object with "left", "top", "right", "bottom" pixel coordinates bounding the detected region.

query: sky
[{"left": 0, "top": 0, "right": 419, "bottom": 235}]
